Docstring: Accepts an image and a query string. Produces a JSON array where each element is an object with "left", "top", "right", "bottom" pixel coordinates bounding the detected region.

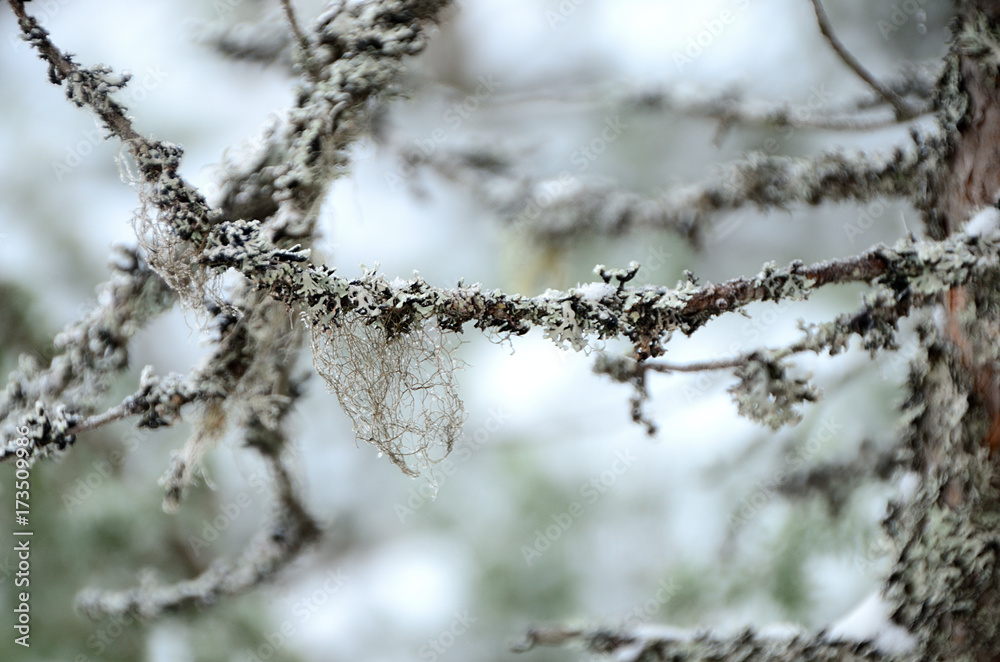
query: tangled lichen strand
[
  {"left": 124, "top": 139, "right": 226, "bottom": 310},
  {"left": 309, "top": 313, "right": 463, "bottom": 477}
]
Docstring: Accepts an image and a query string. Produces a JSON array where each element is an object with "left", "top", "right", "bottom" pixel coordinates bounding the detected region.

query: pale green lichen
[{"left": 728, "top": 355, "right": 818, "bottom": 430}]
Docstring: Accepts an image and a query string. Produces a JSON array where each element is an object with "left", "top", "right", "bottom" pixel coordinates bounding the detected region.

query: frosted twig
[
  {"left": 0, "top": 247, "right": 175, "bottom": 460},
  {"left": 63, "top": 395, "right": 149, "bottom": 437},
  {"left": 595, "top": 293, "right": 910, "bottom": 431}
]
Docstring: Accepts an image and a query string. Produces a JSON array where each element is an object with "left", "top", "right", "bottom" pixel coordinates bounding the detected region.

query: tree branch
[
  {"left": 809, "top": 0, "right": 920, "bottom": 120},
  {"left": 414, "top": 140, "right": 935, "bottom": 243},
  {"left": 628, "top": 87, "right": 929, "bottom": 132},
  {"left": 595, "top": 293, "right": 910, "bottom": 432},
  {"left": 201, "top": 219, "right": 1000, "bottom": 360},
  {"left": 514, "top": 625, "right": 899, "bottom": 661},
  {"left": 76, "top": 448, "right": 320, "bottom": 620},
  {"left": 0, "top": 247, "right": 174, "bottom": 460}
]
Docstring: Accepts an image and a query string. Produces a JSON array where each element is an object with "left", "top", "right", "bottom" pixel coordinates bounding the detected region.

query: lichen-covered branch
[
  {"left": 69, "top": 272, "right": 323, "bottom": 616},
  {"left": 516, "top": 5, "right": 1000, "bottom": 660},
  {"left": 594, "top": 289, "right": 909, "bottom": 432},
  {"left": 76, "top": 447, "right": 320, "bottom": 620},
  {"left": 413, "top": 140, "right": 935, "bottom": 243},
  {"left": 213, "top": 0, "right": 454, "bottom": 235},
  {"left": 2, "top": 0, "right": 456, "bottom": 457},
  {"left": 0, "top": 246, "right": 174, "bottom": 460},
  {"left": 514, "top": 625, "right": 903, "bottom": 661},
  {"left": 3, "top": 0, "right": 454, "bottom": 623},
  {"left": 625, "top": 64, "right": 936, "bottom": 129},
  {"left": 8, "top": 0, "right": 454, "bottom": 303},
  {"left": 627, "top": 88, "right": 928, "bottom": 132},
  {"left": 200, "top": 218, "right": 1000, "bottom": 360}
]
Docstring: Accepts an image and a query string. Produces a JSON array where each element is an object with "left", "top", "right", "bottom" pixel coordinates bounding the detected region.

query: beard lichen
[{"left": 309, "top": 310, "right": 464, "bottom": 478}]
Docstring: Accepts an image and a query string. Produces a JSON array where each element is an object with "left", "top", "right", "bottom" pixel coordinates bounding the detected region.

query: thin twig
[
  {"left": 641, "top": 335, "right": 826, "bottom": 375},
  {"left": 809, "top": 0, "right": 918, "bottom": 120},
  {"left": 643, "top": 356, "right": 748, "bottom": 373},
  {"left": 280, "top": 0, "right": 309, "bottom": 50},
  {"left": 487, "top": 68, "right": 935, "bottom": 128},
  {"left": 479, "top": 85, "right": 925, "bottom": 131},
  {"left": 661, "top": 95, "right": 925, "bottom": 132},
  {"left": 279, "top": 0, "right": 320, "bottom": 79},
  {"left": 64, "top": 396, "right": 146, "bottom": 436}
]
